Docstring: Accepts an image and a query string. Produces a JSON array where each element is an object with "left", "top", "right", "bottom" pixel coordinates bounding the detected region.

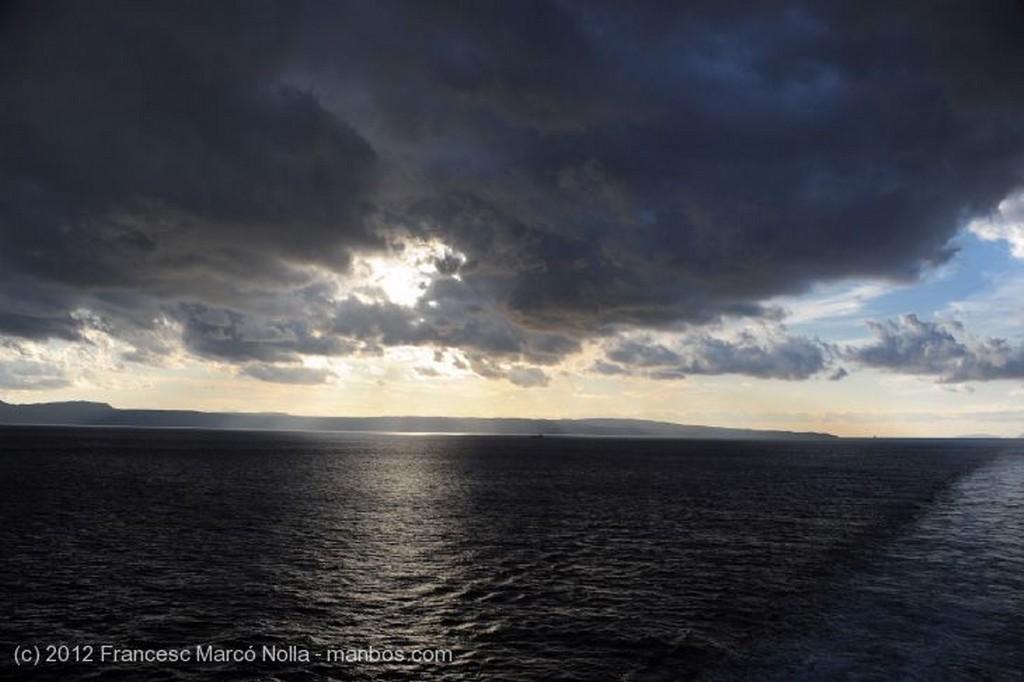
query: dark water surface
[{"left": 1, "top": 427, "right": 1021, "bottom": 680}]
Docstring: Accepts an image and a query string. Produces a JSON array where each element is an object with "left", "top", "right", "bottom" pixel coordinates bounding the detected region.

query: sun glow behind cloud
[
  {"left": 341, "top": 239, "right": 466, "bottom": 308},
  {"left": 4, "top": 2, "right": 1024, "bottom": 436}
]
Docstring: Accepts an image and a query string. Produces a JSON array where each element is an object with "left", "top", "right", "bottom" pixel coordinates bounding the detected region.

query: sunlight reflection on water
[{"left": 1, "top": 429, "right": 1019, "bottom": 681}]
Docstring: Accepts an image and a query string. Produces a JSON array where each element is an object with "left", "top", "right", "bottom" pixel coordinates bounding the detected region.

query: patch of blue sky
[
  {"left": 866, "top": 232, "right": 1005, "bottom": 320},
  {"left": 775, "top": 230, "right": 1019, "bottom": 343}
]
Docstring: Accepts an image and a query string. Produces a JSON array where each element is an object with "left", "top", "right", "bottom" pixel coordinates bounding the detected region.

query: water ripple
[{"left": 0, "top": 428, "right": 1014, "bottom": 680}]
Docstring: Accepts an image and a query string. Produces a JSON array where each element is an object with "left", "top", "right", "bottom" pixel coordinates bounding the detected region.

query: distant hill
[{"left": 0, "top": 399, "right": 837, "bottom": 439}]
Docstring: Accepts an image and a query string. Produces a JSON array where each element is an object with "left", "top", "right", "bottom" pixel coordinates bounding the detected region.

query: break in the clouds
[
  {"left": 847, "top": 315, "right": 1024, "bottom": 383},
  {"left": 2, "top": 1, "right": 1024, "bottom": 388}
]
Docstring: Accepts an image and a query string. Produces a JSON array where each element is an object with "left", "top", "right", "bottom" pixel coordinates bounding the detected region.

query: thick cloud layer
[
  {"left": 2, "top": 1, "right": 1024, "bottom": 384},
  {"left": 1, "top": 2, "right": 378, "bottom": 345},
  {"left": 0, "top": 359, "right": 69, "bottom": 390},
  {"left": 332, "top": 0, "right": 1024, "bottom": 331},
  {"left": 846, "top": 315, "right": 1024, "bottom": 383},
  {"left": 240, "top": 363, "right": 335, "bottom": 385},
  {"left": 600, "top": 331, "right": 832, "bottom": 380}
]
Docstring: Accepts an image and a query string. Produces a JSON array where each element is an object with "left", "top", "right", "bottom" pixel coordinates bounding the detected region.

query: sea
[{"left": 0, "top": 426, "right": 1021, "bottom": 681}]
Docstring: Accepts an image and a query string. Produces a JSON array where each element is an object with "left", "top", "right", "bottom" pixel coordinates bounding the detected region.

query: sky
[{"left": 1, "top": 0, "right": 1024, "bottom": 437}]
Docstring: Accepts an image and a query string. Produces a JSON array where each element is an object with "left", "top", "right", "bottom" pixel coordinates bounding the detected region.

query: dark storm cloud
[
  {"left": 331, "top": 283, "right": 580, "bottom": 363},
  {"left": 591, "top": 361, "right": 628, "bottom": 377},
  {"left": 0, "top": 274, "right": 89, "bottom": 341},
  {"left": 0, "top": 0, "right": 378, "bottom": 345},
  {"left": 327, "top": 289, "right": 576, "bottom": 383},
  {"left": 457, "top": 352, "right": 549, "bottom": 387},
  {"left": 0, "top": 312, "right": 81, "bottom": 341},
  {"left": 604, "top": 332, "right": 832, "bottom": 380},
  {"left": 828, "top": 367, "right": 849, "bottom": 381},
  {"left": 1, "top": 2, "right": 376, "bottom": 251},
  {"left": 846, "top": 315, "right": 1024, "bottom": 383},
  {"left": 507, "top": 366, "right": 550, "bottom": 388},
  {"left": 2, "top": 1, "right": 1024, "bottom": 382},
  {"left": 0, "top": 360, "right": 70, "bottom": 390},
  {"left": 181, "top": 304, "right": 353, "bottom": 363},
  {"left": 239, "top": 363, "right": 335, "bottom": 385},
  {"left": 317, "top": 0, "right": 1024, "bottom": 336},
  {"left": 174, "top": 283, "right": 575, "bottom": 383}
]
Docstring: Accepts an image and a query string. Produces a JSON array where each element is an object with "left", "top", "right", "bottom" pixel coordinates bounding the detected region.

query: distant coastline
[{"left": 0, "top": 399, "right": 837, "bottom": 440}]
